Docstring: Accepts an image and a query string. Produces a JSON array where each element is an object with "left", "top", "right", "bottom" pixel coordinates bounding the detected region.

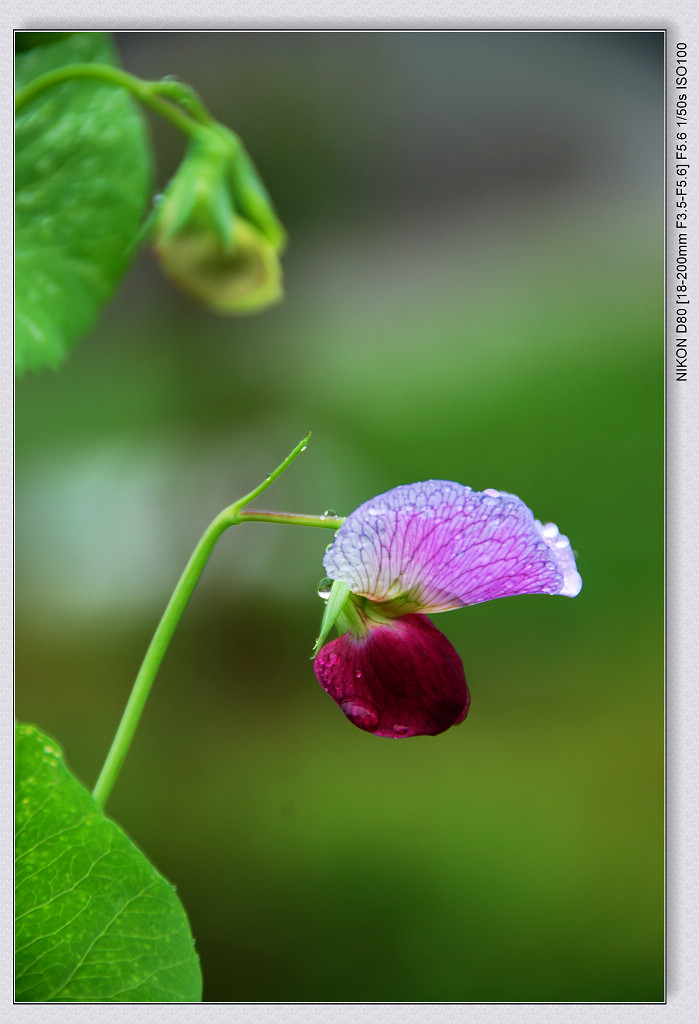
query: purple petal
[
  {"left": 313, "top": 613, "right": 470, "bottom": 738},
  {"left": 324, "top": 481, "right": 582, "bottom": 612}
]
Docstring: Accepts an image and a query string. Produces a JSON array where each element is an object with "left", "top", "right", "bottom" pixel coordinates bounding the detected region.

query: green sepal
[
  {"left": 312, "top": 579, "right": 353, "bottom": 657},
  {"left": 226, "top": 134, "right": 287, "bottom": 253},
  {"left": 155, "top": 133, "right": 235, "bottom": 250},
  {"left": 156, "top": 125, "right": 286, "bottom": 256}
]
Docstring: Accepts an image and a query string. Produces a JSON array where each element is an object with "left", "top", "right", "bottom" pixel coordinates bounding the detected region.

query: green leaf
[
  {"left": 15, "top": 33, "right": 76, "bottom": 53},
  {"left": 15, "top": 724, "right": 202, "bottom": 1002},
  {"left": 15, "top": 33, "right": 152, "bottom": 376}
]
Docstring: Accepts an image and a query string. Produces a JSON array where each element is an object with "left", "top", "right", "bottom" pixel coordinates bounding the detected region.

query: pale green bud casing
[{"left": 153, "top": 129, "right": 286, "bottom": 314}]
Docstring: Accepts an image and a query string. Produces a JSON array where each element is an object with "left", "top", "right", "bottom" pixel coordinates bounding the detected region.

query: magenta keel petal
[
  {"left": 313, "top": 613, "right": 470, "bottom": 737},
  {"left": 323, "top": 480, "right": 582, "bottom": 611}
]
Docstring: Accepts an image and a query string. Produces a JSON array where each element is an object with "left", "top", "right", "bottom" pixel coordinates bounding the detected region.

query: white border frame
[{"left": 6, "top": 5, "right": 697, "bottom": 1023}]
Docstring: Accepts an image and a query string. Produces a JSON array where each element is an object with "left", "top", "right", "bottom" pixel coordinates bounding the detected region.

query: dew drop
[
  {"left": 323, "top": 509, "right": 337, "bottom": 518},
  {"left": 317, "top": 577, "right": 334, "bottom": 599},
  {"left": 153, "top": 193, "right": 165, "bottom": 207},
  {"left": 354, "top": 669, "right": 362, "bottom": 679},
  {"left": 392, "top": 724, "right": 410, "bottom": 736},
  {"left": 339, "top": 698, "right": 380, "bottom": 731}
]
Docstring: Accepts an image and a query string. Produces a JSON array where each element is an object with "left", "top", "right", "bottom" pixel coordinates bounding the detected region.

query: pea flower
[{"left": 313, "top": 481, "right": 582, "bottom": 738}]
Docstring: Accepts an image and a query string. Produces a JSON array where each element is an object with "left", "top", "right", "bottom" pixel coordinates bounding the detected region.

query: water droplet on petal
[
  {"left": 317, "top": 577, "right": 334, "bottom": 599},
  {"left": 354, "top": 669, "right": 362, "bottom": 678},
  {"left": 340, "top": 698, "right": 380, "bottom": 731}
]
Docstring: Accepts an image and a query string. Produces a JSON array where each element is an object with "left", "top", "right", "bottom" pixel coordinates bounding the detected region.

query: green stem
[
  {"left": 15, "top": 62, "right": 207, "bottom": 139},
  {"left": 91, "top": 507, "right": 230, "bottom": 809},
  {"left": 149, "top": 78, "right": 215, "bottom": 127},
  {"left": 237, "top": 510, "right": 345, "bottom": 530},
  {"left": 92, "top": 434, "right": 345, "bottom": 810}
]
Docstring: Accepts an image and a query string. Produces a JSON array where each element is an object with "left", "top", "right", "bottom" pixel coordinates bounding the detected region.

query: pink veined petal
[
  {"left": 324, "top": 481, "right": 582, "bottom": 612},
  {"left": 313, "top": 613, "right": 470, "bottom": 738}
]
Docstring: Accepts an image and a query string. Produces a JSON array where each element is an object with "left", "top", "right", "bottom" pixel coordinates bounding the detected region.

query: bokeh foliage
[{"left": 15, "top": 32, "right": 664, "bottom": 1001}]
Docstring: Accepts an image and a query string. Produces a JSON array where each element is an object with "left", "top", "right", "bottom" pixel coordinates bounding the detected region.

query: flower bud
[{"left": 153, "top": 129, "right": 285, "bottom": 314}]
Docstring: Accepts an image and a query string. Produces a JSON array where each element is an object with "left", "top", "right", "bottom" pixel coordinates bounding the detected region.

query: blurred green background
[{"left": 15, "top": 32, "right": 664, "bottom": 1001}]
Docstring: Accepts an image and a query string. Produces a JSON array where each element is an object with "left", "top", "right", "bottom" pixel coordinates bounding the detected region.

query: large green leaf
[
  {"left": 15, "top": 724, "right": 202, "bottom": 1002},
  {"left": 15, "top": 33, "right": 152, "bottom": 375}
]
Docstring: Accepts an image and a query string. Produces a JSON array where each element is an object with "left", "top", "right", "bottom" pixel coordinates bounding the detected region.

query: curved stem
[
  {"left": 149, "top": 78, "right": 215, "bottom": 127},
  {"left": 91, "top": 506, "right": 230, "bottom": 809},
  {"left": 92, "top": 434, "right": 344, "bottom": 810},
  {"left": 15, "top": 62, "right": 206, "bottom": 139}
]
